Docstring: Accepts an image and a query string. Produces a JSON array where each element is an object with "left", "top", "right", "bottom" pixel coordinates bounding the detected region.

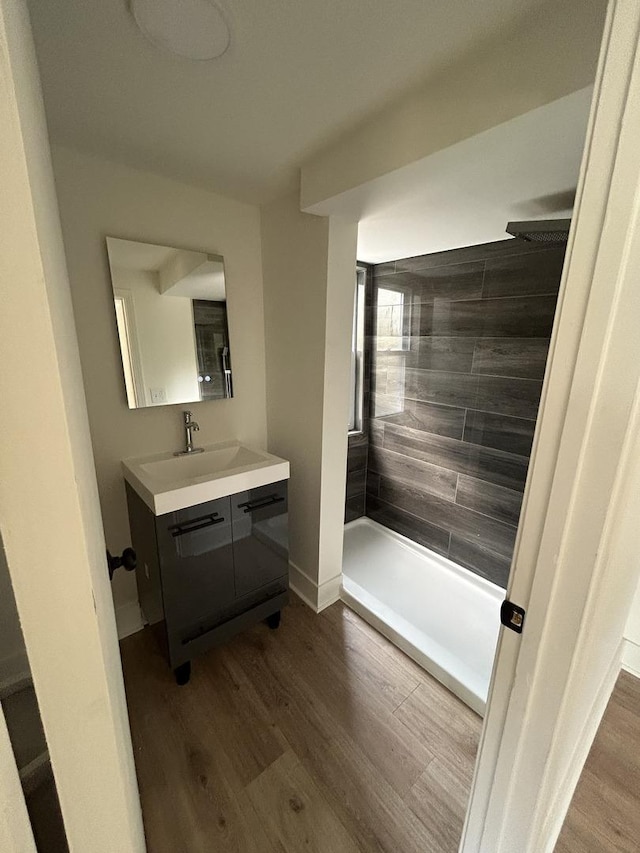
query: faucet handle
[{"left": 183, "top": 410, "right": 193, "bottom": 423}]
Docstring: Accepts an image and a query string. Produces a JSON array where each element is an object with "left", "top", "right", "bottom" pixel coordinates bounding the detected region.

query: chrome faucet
[{"left": 174, "top": 410, "right": 204, "bottom": 456}]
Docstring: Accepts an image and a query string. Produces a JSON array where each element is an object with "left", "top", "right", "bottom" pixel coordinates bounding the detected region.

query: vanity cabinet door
[
  {"left": 156, "top": 496, "right": 235, "bottom": 640},
  {"left": 231, "top": 480, "right": 288, "bottom": 598}
]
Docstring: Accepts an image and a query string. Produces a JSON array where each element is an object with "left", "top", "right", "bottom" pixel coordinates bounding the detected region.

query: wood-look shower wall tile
[
  {"left": 412, "top": 303, "right": 435, "bottom": 337},
  {"left": 363, "top": 239, "right": 564, "bottom": 586},
  {"left": 404, "top": 369, "right": 478, "bottom": 410},
  {"left": 372, "top": 365, "right": 388, "bottom": 395},
  {"left": 377, "top": 477, "right": 517, "bottom": 560},
  {"left": 394, "top": 238, "right": 545, "bottom": 273},
  {"left": 471, "top": 337, "right": 549, "bottom": 380},
  {"left": 366, "top": 471, "right": 380, "bottom": 499},
  {"left": 344, "top": 265, "right": 374, "bottom": 523},
  {"left": 368, "top": 446, "right": 457, "bottom": 502},
  {"left": 377, "top": 399, "right": 465, "bottom": 440},
  {"left": 403, "top": 369, "right": 543, "bottom": 420},
  {"left": 482, "top": 247, "right": 565, "bottom": 298},
  {"left": 372, "top": 261, "right": 397, "bottom": 276},
  {"left": 383, "top": 424, "right": 529, "bottom": 492},
  {"left": 345, "top": 495, "right": 366, "bottom": 524},
  {"left": 369, "top": 418, "right": 384, "bottom": 447},
  {"left": 448, "top": 534, "right": 512, "bottom": 588},
  {"left": 375, "top": 261, "right": 484, "bottom": 304},
  {"left": 366, "top": 496, "right": 450, "bottom": 557},
  {"left": 346, "top": 440, "right": 368, "bottom": 473},
  {"left": 474, "top": 375, "right": 543, "bottom": 420},
  {"left": 409, "top": 337, "right": 476, "bottom": 373},
  {"left": 345, "top": 449, "right": 368, "bottom": 522},
  {"left": 430, "top": 295, "right": 557, "bottom": 338},
  {"left": 346, "top": 467, "right": 367, "bottom": 500},
  {"left": 462, "top": 409, "right": 536, "bottom": 457},
  {"left": 372, "top": 392, "right": 406, "bottom": 420},
  {"left": 455, "top": 474, "right": 523, "bottom": 527},
  {"left": 413, "top": 261, "right": 485, "bottom": 304}
]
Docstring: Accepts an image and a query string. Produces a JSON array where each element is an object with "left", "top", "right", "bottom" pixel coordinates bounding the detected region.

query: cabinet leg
[
  {"left": 174, "top": 661, "right": 191, "bottom": 685},
  {"left": 266, "top": 610, "right": 281, "bottom": 630}
]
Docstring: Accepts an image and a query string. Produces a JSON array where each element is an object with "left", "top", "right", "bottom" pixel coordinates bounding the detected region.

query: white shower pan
[{"left": 342, "top": 517, "right": 504, "bottom": 715}]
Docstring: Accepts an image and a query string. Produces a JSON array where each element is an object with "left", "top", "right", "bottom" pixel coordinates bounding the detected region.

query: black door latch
[{"left": 500, "top": 600, "right": 526, "bottom": 634}]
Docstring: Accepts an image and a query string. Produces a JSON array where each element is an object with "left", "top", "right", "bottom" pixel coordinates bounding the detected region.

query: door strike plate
[{"left": 500, "top": 600, "right": 526, "bottom": 634}]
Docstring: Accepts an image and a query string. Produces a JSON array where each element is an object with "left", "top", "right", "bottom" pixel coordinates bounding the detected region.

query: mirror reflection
[{"left": 106, "top": 237, "right": 232, "bottom": 409}]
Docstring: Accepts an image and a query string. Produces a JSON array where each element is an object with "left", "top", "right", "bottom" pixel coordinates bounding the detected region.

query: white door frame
[
  {"left": 462, "top": 1, "right": 640, "bottom": 849},
  {"left": 0, "top": 0, "right": 145, "bottom": 849}
]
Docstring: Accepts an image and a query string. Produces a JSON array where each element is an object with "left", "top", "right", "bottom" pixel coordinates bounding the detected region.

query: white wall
[
  {"left": 0, "top": 0, "right": 144, "bottom": 847},
  {"left": 51, "top": 146, "right": 267, "bottom": 636},
  {"left": 261, "top": 192, "right": 329, "bottom": 599},
  {"left": 317, "top": 216, "right": 358, "bottom": 594},
  {"left": 261, "top": 192, "right": 357, "bottom": 609},
  {"left": 115, "top": 266, "right": 199, "bottom": 406},
  {"left": 623, "top": 576, "right": 640, "bottom": 677},
  {"left": 301, "top": 0, "right": 606, "bottom": 211}
]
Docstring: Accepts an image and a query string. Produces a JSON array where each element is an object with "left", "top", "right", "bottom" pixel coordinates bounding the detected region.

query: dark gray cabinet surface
[
  {"left": 231, "top": 480, "right": 289, "bottom": 598},
  {"left": 157, "top": 496, "right": 236, "bottom": 638},
  {"left": 126, "top": 479, "right": 289, "bottom": 671}
]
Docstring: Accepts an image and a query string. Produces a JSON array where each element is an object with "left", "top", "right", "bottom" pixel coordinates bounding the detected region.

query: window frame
[{"left": 348, "top": 266, "right": 367, "bottom": 434}]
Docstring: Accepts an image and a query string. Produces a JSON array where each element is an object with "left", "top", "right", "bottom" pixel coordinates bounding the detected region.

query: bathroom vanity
[{"left": 123, "top": 442, "right": 289, "bottom": 683}]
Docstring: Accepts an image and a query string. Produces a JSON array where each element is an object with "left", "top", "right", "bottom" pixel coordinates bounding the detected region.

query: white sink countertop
[{"left": 122, "top": 441, "right": 290, "bottom": 515}]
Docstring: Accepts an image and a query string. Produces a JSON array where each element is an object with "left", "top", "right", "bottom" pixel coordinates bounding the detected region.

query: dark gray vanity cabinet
[{"left": 125, "top": 480, "right": 288, "bottom": 680}]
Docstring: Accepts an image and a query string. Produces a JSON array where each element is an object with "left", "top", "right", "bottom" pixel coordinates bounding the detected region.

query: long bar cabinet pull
[
  {"left": 237, "top": 494, "right": 285, "bottom": 513},
  {"left": 169, "top": 513, "right": 225, "bottom": 537}
]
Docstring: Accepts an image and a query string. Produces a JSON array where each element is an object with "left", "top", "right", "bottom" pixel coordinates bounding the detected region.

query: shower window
[
  {"left": 348, "top": 267, "right": 366, "bottom": 432},
  {"left": 376, "top": 285, "right": 411, "bottom": 351}
]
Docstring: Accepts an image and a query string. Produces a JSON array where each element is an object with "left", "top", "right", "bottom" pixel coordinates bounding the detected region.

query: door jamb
[{"left": 461, "top": 1, "right": 640, "bottom": 849}]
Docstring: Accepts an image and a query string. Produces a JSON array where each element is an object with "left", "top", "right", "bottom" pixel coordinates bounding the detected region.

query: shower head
[{"left": 506, "top": 218, "right": 570, "bottom": 243}]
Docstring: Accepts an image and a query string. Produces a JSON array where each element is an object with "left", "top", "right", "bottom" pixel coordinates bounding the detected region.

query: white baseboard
[
  {"left": 115, "top": 600, "right": 144, "bottom": 640},
  {"left": 317, "top": 574, "right": 342, "bottom": 611},
  {"left": 114, "top": 566, "right": 343, "bottom": 637},
  {"left": 540, "top": 640, "right": 623, "bottom": 851},
  {"left": 289, "top": 563, "right": 341, "bottom": 613},
  {"left": 621, "top": 637, "right": 640, "bottom": 678},
  {"left": 289, "top": 562, "right": 318, "bottom": 609}
]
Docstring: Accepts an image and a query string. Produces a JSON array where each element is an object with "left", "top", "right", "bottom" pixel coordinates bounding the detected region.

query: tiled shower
[{"left": 345, "top": 237, "right": 565, "bottom": 590}]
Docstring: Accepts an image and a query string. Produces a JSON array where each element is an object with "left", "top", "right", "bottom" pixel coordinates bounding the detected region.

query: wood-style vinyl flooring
[
  {"left": 120, "top": 597, "right": 481, "bottom": 853},
  {"left": 556, "top": 670, "right": 640, "bottom": 853}
]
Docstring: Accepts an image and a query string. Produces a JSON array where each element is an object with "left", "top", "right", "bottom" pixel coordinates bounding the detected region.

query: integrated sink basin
[
  {"left": 122, "top": 441, "right": 290, "bottom": 515},
  {"left": 142, "top": 445, "right": 266, "bottom": 483}
]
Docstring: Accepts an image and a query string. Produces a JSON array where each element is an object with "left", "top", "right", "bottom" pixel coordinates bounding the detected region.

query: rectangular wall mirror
[{"left": 106, "top": 237, "right": 232, "bottom": 408}]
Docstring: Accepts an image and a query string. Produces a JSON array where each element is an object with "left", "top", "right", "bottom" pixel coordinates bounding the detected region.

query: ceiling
[
  {"left": 346, "top": 87, "right": 592, "bottom": 262},
  {"left": 28, "top": 0, "right": 552, "bottom": 204},
  {"left": 106, "top": 237, "right": 177, "bottom": 272},
  {"left": 107, "top": 237, "right": 226, "bottom": 300}
]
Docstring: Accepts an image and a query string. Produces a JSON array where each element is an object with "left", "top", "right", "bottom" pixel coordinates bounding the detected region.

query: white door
[{"left": 463, "top": 2, "right": 640, "bottom": 850}]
